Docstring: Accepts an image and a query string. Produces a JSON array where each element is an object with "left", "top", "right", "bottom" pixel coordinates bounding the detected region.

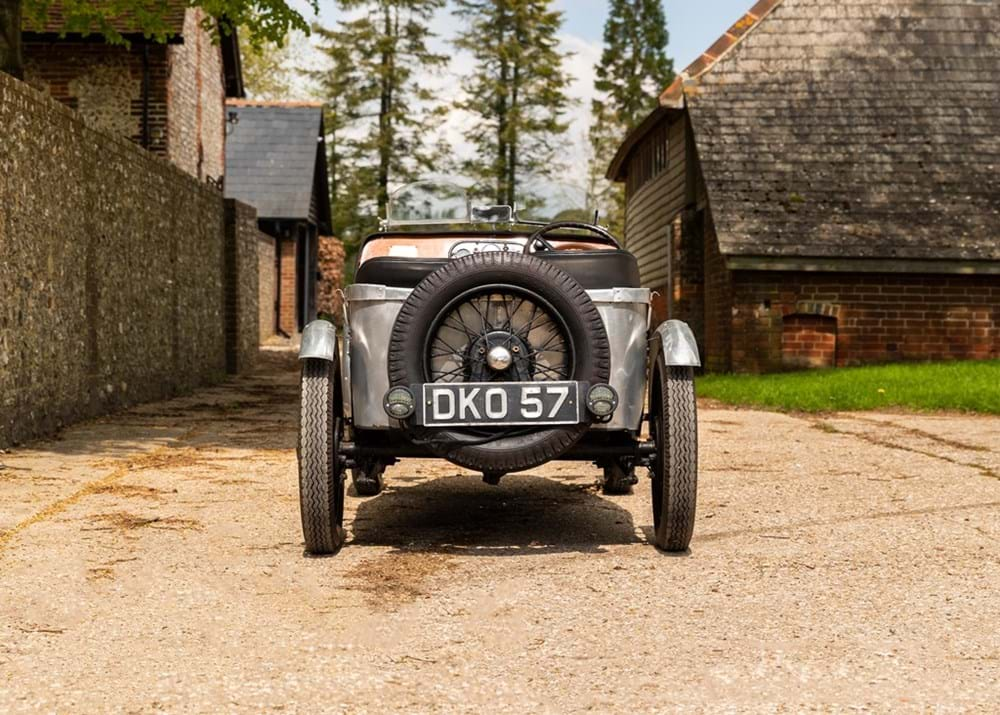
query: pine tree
[
  {"left": 311, "top": 0, "right": 446, "bottom": 263},
  {"left": 239, "top": 33, "right": 294, "bottom": 101},
  {"left": 588, "top": 0, "right": 673, "bottom": 235},
  {"left": 453, "top": 0, "right": 572, "bottom": 208}
]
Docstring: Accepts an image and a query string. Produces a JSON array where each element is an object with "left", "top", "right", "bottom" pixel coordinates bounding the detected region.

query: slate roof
[
  {"left": 224, "top": 102, "right": 331, "bottom": 229},
  {"left": 23, "top": 0, "right": 188, "bottom": 38},
  {"left": 666, "top": 0, "right": 1000, "bottom": 262}
]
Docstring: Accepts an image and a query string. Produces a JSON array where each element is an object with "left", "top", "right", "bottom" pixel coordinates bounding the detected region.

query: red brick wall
[
  {"left": 24, "top": 7, "right": 224, "bottom": 181},
  {"left": 702, "top": 216, "right": 734, "bottom": 372},
  {"left": 23, "top": 41, "right": 170, "bottom": 156},
  {"left": 167, "top": 8, "right": 225, "bottom": 181},
  {"left": 725, "top": 272, "right": 999, "bottom": 373},
  {"left": 258, "top": 234, "right": 276, "bottom": 340},
  {"left": 782, "top": 314, "right": 837, "bottom": 368},
  {"left": 277, "top": 238, "right": 298, "bottom": 337}
]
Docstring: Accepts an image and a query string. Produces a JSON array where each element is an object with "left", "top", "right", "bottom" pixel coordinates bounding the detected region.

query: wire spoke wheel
[
  {"left": 389, "top": 252, "right": 610, "bottom": 474},
  {"left": 425, "top": 287, "right": 574, "bottom": 385}
]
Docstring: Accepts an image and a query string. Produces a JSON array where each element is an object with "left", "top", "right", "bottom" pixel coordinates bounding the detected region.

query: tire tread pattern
[
  {"left": 298, "top": 359, "right": 345, "bottom": 554},
  {"left": 653, "top": 363, "right": 698, "bottom": 551},
  {"left": 388, "top": 251, "right": 610, "bottom": 473}
]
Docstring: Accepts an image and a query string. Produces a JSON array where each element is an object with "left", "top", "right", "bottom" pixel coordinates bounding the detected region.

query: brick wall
[
  {"left": 167, "top": 8, "right": 225, "bottom": 181},
  {"left": 277, "top": 238, "right": 298, "bottom": 336},
  {"left": 782, "top": 314, "right": 837, "bottom": 369},
  {"left": 702, "top": 215, "right": 734, "bottom": 372},
  {"left": 24, "top": 8, "right": 225, "bottom": 182},
  {"left": 258, "top": 234, "right": 276, "bottom": 340},
  {"left": 223, "top": 200, "right": 261, "bottom": 374},
  {"left": 0, "top": 73, "right": 257, "bottom": 448},
  {"left": 727, "top": 272, "right": 999, "bottom": 373},
  {"left": 23, "top": 41, "right": 170, "bottom": 157}
]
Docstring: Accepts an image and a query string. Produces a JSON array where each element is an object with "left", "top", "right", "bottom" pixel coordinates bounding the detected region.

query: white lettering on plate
[
  {"left": 547, "top": 386, "right": 570, "bottom": 418},
  {"left": 521, "top": 386, "right": 543, "bottom": 418},
  {"left": 458, "top": 387, "right": 481, "bottom": 420},
  {"left": 484, "top": 388, "right": 508, "bottom": 419},
  {"left": 432, "top": 388, "right": 455, "bottom": 420}
]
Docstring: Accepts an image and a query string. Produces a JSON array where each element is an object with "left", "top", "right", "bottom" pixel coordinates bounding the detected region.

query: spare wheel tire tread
[{"left": 388, "top": 252, "right": 610, "bottom": 473}]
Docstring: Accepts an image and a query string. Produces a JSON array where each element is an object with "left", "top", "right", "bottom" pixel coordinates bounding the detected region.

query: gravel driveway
[{"left": 1, "top": 350, "right": 998, "bottom": 713}]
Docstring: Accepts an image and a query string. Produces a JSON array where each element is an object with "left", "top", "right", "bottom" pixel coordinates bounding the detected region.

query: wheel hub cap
[{"left": 486, "top": 345, "right": 513, "bottom": 372}]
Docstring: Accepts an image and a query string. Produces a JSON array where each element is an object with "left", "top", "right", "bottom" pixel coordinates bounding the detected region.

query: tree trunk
[
  {"left": 376, "top": 4, "right": 394, "bottom": 219},
  {"left": 506, "top": 59, "right": 519, "bottom": 208},
  {"left": 0, "top": 0, "right": 24, "bottom": 80}
]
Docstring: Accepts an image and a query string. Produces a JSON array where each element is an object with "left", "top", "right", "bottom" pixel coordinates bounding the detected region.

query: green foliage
[
  {"left": 697, "top": 361, "right": 1000, "bottom": 414},
  {"left": 21, "top": 0, "right": 317, "bottom": 46},
  {"left": 593, "top": 0, "right": 672, "bottom": 130},
  {"left": 238, "top": 31, "right": 292, "bottom": 99},
  {"left": 453, "top": 0, "right": 572, "bottom": 207},
  {"left": 587, "top": 0, "right": 673, "bottom": 237},
  {"left": 311, "top": 1, "right": 446, "bottom": 274}
]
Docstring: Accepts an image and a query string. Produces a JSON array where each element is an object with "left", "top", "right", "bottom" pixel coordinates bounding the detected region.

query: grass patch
[{"left": 697, "top": 360, "right": 1000, "bottom": 414}]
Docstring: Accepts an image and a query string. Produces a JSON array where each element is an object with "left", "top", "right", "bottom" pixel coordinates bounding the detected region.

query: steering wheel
[{"left": 522, "top": 221, "right": 623, "bottom": 254}]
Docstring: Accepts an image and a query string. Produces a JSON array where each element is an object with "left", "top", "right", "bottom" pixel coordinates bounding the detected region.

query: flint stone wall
[{"left": 0, "top": 72, "right": 256, "bottom": 448}]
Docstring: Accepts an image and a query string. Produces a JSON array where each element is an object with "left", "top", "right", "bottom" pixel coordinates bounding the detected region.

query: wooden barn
[{"left": 608, "top": 0, "right": 999, "bottom": 373}]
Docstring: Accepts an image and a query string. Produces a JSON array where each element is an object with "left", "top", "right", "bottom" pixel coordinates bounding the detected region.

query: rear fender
[
  {"left": 299, "top": 320, "right": 339, "bottom": 363},
  {"left": 650, "top": 320, "right": 701, "bottom": 368}
]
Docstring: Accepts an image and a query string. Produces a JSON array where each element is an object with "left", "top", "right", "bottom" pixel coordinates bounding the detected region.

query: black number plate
[{"left": 418, "top": 382, "right": 582, "bottom": 428}]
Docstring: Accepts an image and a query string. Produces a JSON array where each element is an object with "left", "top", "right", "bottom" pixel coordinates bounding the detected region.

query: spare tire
[{"left": 388, "top": 251, "right": 610, "bottom": 473}]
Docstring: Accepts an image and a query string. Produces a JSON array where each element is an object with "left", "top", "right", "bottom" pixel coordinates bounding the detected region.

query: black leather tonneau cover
[{"left": 355, "top": 250, "right": 641, "bottom": 290}]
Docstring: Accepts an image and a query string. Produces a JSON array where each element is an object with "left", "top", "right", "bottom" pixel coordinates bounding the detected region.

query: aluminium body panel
[{"left": 345, "top": 283, "right": 651, "bottom": 431}]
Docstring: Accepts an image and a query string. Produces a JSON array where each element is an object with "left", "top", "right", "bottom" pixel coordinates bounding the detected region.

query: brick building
[
  {"left": 22, "top": 2, "right": 244, "bottom": 181},
  {"left": 608, "top": 0, "right": 999, "bottom": 373},
  {"left": 224, "top": 101, "right": 333, "bottom": 337}
]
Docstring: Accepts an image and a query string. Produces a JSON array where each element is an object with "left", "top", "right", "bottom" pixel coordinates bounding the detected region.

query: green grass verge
[{"left": 697, "top": 360, "right": 1000, "bottom": 414}]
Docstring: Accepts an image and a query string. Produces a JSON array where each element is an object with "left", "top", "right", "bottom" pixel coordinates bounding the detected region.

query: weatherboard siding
[{"left": 623, "top": 116, "right": 688, "bottom": 288}]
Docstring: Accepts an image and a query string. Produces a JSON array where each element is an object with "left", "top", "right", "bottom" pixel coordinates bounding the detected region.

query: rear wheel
[
  {"left": 649, "top": 359, "right": 698, "bottom": 552},
  {"left": 298, "top": 358, "right": 346, "bottom": 555}
]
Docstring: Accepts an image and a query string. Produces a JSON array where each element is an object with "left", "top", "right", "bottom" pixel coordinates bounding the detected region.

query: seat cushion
[{"left": 355, "top": 250, "right": 641, "bottom": 290}]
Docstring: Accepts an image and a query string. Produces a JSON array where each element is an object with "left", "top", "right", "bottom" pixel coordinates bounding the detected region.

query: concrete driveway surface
[{"left": 0, "top": 350, "right": 998, "bottom": 713}]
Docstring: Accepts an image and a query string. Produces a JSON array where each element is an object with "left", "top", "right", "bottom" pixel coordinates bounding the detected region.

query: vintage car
[{"left": 297, "top": 183, "right": 699, "bottom": 555}]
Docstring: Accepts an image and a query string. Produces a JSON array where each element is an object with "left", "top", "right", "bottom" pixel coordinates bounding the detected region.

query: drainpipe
[{"left": 141, "top": 44, "right": 151, "bottom": 149}]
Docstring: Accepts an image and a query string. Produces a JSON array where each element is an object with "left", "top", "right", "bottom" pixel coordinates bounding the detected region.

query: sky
[{"left": 285, "top": 0, "right": 753, "bottom": 210}]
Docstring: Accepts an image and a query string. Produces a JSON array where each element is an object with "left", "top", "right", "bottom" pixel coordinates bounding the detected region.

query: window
[{"left": 626, "top": 124, "right": 670, "bottom": 196}]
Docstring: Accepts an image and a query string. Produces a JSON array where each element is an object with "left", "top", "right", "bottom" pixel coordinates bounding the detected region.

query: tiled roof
[
  {"left": 660, "top": 0, "right": 783, "bottom": 108},
  {"left": 23, "top": 1, "right": 188, "bottom": 37},
  {"left": 679, "top": 0, "right": 1000, "bottom": 262},
  {"left": 224, "top": 103, "right": 329, "bottom": 224}
]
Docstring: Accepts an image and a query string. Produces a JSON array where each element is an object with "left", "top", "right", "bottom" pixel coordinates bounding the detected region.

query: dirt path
[{"left": 1, "top": 350, "right": 998, "bottom": 713}]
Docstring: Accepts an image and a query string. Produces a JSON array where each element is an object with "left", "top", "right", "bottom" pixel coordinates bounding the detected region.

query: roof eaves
[
  {"left": 659, "top": 0, "right": 785, "bottom": 108},
  {"left": 606, "top": 106, "right": 681, "bottom": 182},
  {"left": 226, "top": 99, "right": 324, "bottom": 109}
]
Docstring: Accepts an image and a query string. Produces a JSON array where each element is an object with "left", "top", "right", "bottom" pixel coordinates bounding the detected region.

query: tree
[
  {"left": 453, "top": 0, "right": 572, "bottom": 208},
  {"left": 310, "top": 1, "right": 446, "bottom": 271},
  {"left": 1, "top": 0, "right": 317, "bottom": 78},
  {"left": 588, "top": 0, "right": 673, "bottom": 235},
  {"left": 238, "top": 32, "right": 293, "bottom": 100}
]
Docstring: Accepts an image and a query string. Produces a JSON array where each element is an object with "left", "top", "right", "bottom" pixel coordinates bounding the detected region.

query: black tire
[
  {"left": 649, "top": 359, "right": 698, "bottom": 552},
  {"left": 602, "top": 460, "right": 638, "bottom": 495},
  {"left": 351, "top": 460, "right": 385, "bottom": 497},
  {"left": 389, "top": 251, "right": 610, "bottom": 473},
  {"left": 297, "top": 358, "right": 346, "bottom": 555}
]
